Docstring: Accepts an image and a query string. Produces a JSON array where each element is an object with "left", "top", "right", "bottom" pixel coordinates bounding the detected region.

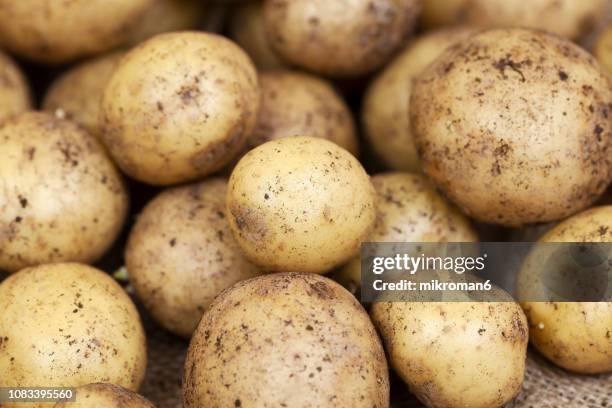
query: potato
[
  {"left": 0, "top": 112, "right": 128, "bottom": 273},
  {"left": 229, "top": 1, "right": 286, "bottom": 70},
  {"left": 371, "top": 286, "right": 528, "bottom": 408},
  {"left": 102, "top": 32, "right": 259, "bottom": 185},
  {"left": 0, "top": 0, "right": 152, "bottom": 64},
  {"left": 54, "top": 383, "right": 155, "bottom": 408},
  {"left": 336, "top": 172, "right": 477, "bottom": 289},
  {"left": 517, "top": 206, "right": 612, "bottom": 374},
  {"left": 263, "top": 0, "right": 420, "bottom": 77},
  {"left": 227, "top": 136, "right": 376, "bottom": 274},
  {"left": 411, "top": 28, "right": 612, "bottom": 226},
  {"left": 0, "top": 263, "right": 147, "bottom": 408},
  {"left": 0, "top": 51, "right": 31, "bottom": 121},
  {"left": 43, "top": 52, "right": 124, "bottom": 138},
  {"left": 594, "top": 25, "right": 612, "bottom": 78},
  {"left": 420, "top": 0, "right": 467, "bottom": 28},
  {"left": 363, "top": 27, "right": 475, "bottom": 171},
  {"left": 126, "top": 178, "right": 263, "bottom": 338},
  {"left": 183, "top": 272, "right": 389, "bottom": 408},
  {"left": 248, "top": 70, "right": 358, "bottom": 155}
]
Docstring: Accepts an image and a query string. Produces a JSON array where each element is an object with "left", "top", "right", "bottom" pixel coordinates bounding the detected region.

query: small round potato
[
  {"left": 0, "top": 0, "right": 152, "bottom": 64},
  {"left": 54, "top": 384, "right": 155, "bottom": 408},
  {"left": 227, "top": 136, "right": 376, "bottom": 274},
  {"left": 249, "top": 70, "right": 358, "bottom": 155},
  {"left": 518, "top": 206, "right": 612, "bottom": 374},
  {"left": 102, "top": 32, "right": 260, "bottom": 185},
  {"left": 594, "top": 25, "right": 612, "bottom": 78},
  {"left": 0, "top": 51, "right": 31, "bottom": 121},
  {"left": 0, "top": 112, "right": 128, "bottom": 273},
  {"left": 411, "top": 28, "right": 612, "bottom": 226},
  {"left": 183, "top": 272, "right": 389, "bottom": 408},
  {"left": 263, "top": 0, "right": 420, "bottom": 77},
  {"left": 126, "top": 178, "right": 262, "bottom": 338},
  {"left": 0, "top": 263, "right": 147, "bottom": 408},
  {"left": 371, "top": 292, "right": 528, "bottom": 408},
  {"left": 229, "top": 1, "right": 286, "bottom": 70},
  {"left": 43, "top": 52, "right": 124, "bottom": 138},
  {"left": 363, "top": 27, "right": 475, "bottom": 171}
]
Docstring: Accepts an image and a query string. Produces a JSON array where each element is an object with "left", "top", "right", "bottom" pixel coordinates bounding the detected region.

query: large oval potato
[
  {"left": 126, "top": 178, "right": 263, "bottom": 338},
  {"left": 0, "top": 263, "right": 147, "bottom": 408},
  {"left": 54, "top": 384, "right": 155, "bottom": 408},
  {"left": 43, "top": 52, "right": 124, "bottom": 138},
  {"left": 411, "top": 28, "right": 612, "bottom": 226},
  {"left": 249, "top": 70, "right": 358, "bottom": 155},
  {"left": 0, "top": 112, "right": 128, "bottom": 273},
  {"left": 0, "top": 0, "right": 152, "bottom": 64},
  {"left": 102, "top": 32, "right": 259, "bottom": 185},
  {"left": 363, "top": 27, "right": 475, "bottom": 171},
  {"left": 264, "top": 0, "right": 420, "bottom": 77},
  {"left": 227, "top": 136, "right": 376, "bottom": 274},
  {"left": 518, "top": 206, "right": 612, "bottom": 374},
  {"left": 183, "top": 273, "right": 389, "bottom": 408},
  {"left": 0, "top": 51, "right": 31, "bottom": 121}
]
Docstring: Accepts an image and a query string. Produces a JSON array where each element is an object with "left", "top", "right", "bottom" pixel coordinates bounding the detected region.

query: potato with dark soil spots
[
  {"left": 183, "top": 272, "right": 389, "bottom": 408},
  {"left": 0, "top": 50, "right": 31, "bottom": 121},
  {"left": 0, "top": 0, "right": 152, "bottom": 64},
  {"left": 411, "top": 28, "right": 612, "bottom": 227},
  {"left": 518, "top": 206, "right": 612, "bottom": 374},
  {"left": 0, "top": 112, "right": 128, "bottom": 273},
  {"left": 264, "top": 0, "right": 420, "bottom": 77},
  {"left": 102, "top": 32, "right": 260, "bottom": 185},
  {"left": 363, "top": 27, "right": 475, "bottom": 171},
  {"left": 125, "top": 178, "right": 263, "bottom": 338},
  {"left": 54, "top": 383, "right": 155, "bottom": 408},
  {"left": 43, "top": 52, "right": 124, "bottom": 139},
  {"left": 371, "top": 286, "right": 528, "bottom": 408},
  {"left": 0, "top": 263, "right": 147, "bottom": 408},
  {"left": 227, "top": 136, "right": 376, "bottom": 274},
  {"left": 248, "top": 70, "right": 358, "bottom": 155}
]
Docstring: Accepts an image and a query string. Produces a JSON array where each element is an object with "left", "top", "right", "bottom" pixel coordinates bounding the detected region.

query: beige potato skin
[
  {"left": 371, "top": 300, "right": 528, "bottom": 408},
  {"left": 227, "top": 136, "right": 376, "bottom": 274},
  {"left": 363, "top": 27, "right": 475, "bottom": 171},
  {"left": 0, "top": 51, "right": 31, "bottom": 121},
  {"left": 594, "top": 25, "right": 612, "bottom": 78},
  {"left": 0, "top": 264, "right": 147, "bottom": 408},
  {"left": 337, "top": 172, "right": 477, "bottom": 288},
  {"left": 183, "top": 272, "right": 389, "bottom": 408},
  {"left": 411, "top": 28, "right": 612, "bottom": 226},
  {"left": 54, "top": 383, "right": 155, "bottom": 408},
  {"left": 229, "top": 1, "right": 286, "bottom": 70},
  {"left": 264, "top": 0, "right": 420, "bottom": 77},
  {"left": 250, "top": 70, "right": 358, "bottom": 155},
  {"left": 43, "top": 52, "right": 124, "bottom": 138},
  {"left": 0, "top": 0, "right": 152, "bottom": 64},
  {"left": 102, "top": 32, "right": 260, "bottom": 185},
  {"left": 126, "top": 178, "right": 262, "bottom": 338},
  {"left": 518, "top": 206, "right": 612, "bottom": 374},
  {"left": 0, "top": 112, "right": 128, "bottom": 273}
]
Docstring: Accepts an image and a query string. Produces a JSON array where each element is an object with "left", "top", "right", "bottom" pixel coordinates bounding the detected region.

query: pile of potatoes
[{"left": 0, "top": 1, "right": 611, "bottom": 408}]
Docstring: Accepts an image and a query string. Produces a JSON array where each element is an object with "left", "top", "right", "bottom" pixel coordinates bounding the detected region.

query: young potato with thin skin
[
  {"left": 263, "top": 0, "right": 421, "bottom": 77},
  {"left": 227, "top": 136, "right": 376, "bottom": 274},
  {"left": 125, "top": 178, "right": 263, "bottom": 338},
  {"left": 517, "top": 206, "right": 612, "bottom": 374},
  {"left": 336, "top": 172, "right": 477, "bottom": 289},
  {"left": 363, "top": 27, "right": 475, "bottom": 171},
  {"left": 248, "top": 70, "right": 358, "bottom": 155},
  {"left": 594, "top": 25, "right": 612, "bottom": 78},
  {"left": 0, "top": 51, "right": 31, "bottom": 121},
  {"left": 0, "top": 112, "right": 128, "bottom": 273},
  {"left": 229, "top": 0, "right": 287, "bottom": 70},
  {"left": 411, "top": 28, "right": 612, "bottom": 227},
  {"left": 371, "top": 285, "right": 529, "bottom": 408},
  {"left": 43, "top": 52, "right": 124, "bottom": 138},
  {"left": 0, "top": 0, "right": 152, "bottom": 64},
  {"left": 183, "top": 272, "right": 389, "bottom": 408},
  {"left": 0, "top": 264, "right": 147, "bottom": 408},
  {"left": 102, "top": 32, "right": 260, "bottom": 186},
  {"left": 54, "top": 384, "right": 156, "bottom": 408}
]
